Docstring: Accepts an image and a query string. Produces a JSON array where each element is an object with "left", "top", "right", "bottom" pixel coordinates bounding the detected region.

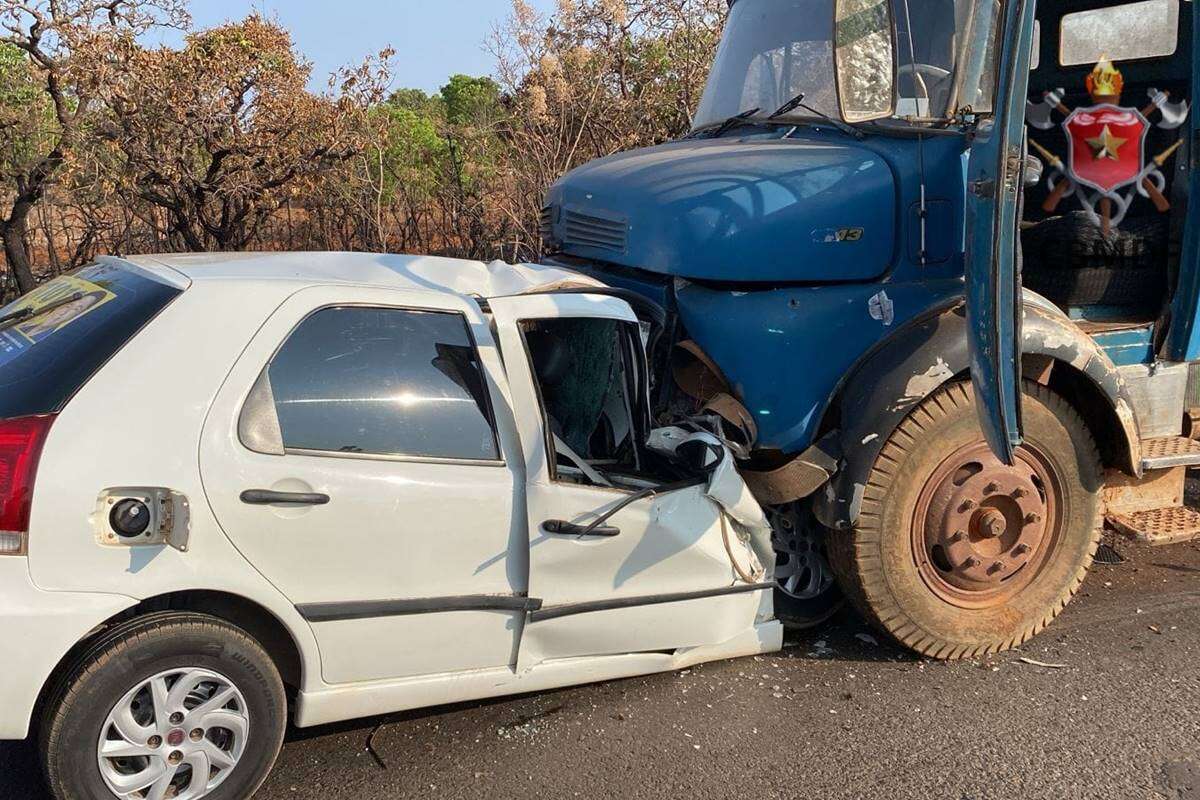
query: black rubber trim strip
[
  {"left": 528, "top": 582, "right": 774, "bottom": 623},
  {"left": 297, "top": 595, "right": 543, "bottom": 623}
]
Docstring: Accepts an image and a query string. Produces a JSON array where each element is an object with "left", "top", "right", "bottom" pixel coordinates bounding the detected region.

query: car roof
[{"left": 110, "top": 251, "right": 604, "bottom": 300}]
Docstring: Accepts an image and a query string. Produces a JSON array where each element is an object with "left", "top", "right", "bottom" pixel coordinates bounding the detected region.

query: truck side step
[
  {"left": 1107, "top": 507, "right": 1200, "bottom": 546},
  {"left": 1140, "top": 437, "right": 1200, "bottom": 471}
]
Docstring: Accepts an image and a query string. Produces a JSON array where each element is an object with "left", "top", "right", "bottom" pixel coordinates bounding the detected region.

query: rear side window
[
  {"left": 0, "top": 263, "right": 181, "bottom": 418},
  {"left": 263, "top": 306, "right": 499, "bottom": 461},
  {"left": 1059, "top": 0, "right": 1180, "bottom": 66}
]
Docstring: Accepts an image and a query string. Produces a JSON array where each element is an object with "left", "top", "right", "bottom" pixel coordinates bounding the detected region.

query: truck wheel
[
  {"left": 828, "top": 380, "right": 1102, "bottom": 659},
  {"left": 768, "top": 502, "right": 844, "bottom": 628},
  {"left": 40, "top": 612, "right": 286, "bottom": 800}
]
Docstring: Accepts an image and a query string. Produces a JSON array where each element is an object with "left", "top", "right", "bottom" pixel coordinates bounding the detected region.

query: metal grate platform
[
  {"left": 1108, "top": 506, "right": 1200, "bottom": 546},
  {"left": 1140, "top": 437, "right": 1200, "bottom": 471}
]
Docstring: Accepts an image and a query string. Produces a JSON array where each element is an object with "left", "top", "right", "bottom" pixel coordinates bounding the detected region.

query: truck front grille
[{"left": 561, "top": 209, "right": 628, "bottom": 255}]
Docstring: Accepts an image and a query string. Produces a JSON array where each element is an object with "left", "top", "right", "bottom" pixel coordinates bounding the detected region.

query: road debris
[
  {"left": 367, "top": 721, "right": 391, "bottom": 770},
  {"left": 1018, "top": 657, "right": 1068, "bottom": 669},
  {"left": 1094, "top": 542, "right": 1126, "bottom": 564},
  {"left": 807, "top": 639, "right": 833, "bottom": 657}
]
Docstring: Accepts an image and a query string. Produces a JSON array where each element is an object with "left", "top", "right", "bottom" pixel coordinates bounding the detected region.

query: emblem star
[{"left": 1086, "top": 124, "right": 1127, "bottom": 161}]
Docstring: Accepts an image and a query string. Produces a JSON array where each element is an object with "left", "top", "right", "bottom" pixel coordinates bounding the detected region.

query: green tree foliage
[
  {"left": 0, "top": 43, "right": 52, "bottom": 179},
  {"left": 440, "top": 74, "right": 501, "bottom": 128}
]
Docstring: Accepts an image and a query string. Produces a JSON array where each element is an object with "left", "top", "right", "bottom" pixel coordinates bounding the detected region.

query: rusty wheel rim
[{"left": 911, "top": 440, "right": 1062, "bottom": 609}]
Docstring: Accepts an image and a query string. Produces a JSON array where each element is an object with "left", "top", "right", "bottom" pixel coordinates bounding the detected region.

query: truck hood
[{"left": 544, "top": 133, "right": 897, "bottom": 283}]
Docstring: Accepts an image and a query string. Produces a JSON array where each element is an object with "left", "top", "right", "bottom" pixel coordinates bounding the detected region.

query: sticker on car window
[{"left": 0, "top": 276, "right": 116, "bottom": 364}]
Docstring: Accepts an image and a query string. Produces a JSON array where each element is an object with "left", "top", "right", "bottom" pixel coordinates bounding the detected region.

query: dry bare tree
[
  {"left": 1, "top": 0, "right": 728, "bottom": 290},
  {"left": 0, "top": 0, "right": 187, "bottom": 292},
  {"left": 96, "top": 16, "right": 388, "bottom": 252},
  {"left": 490, "top": 0, "right": 724, "bottom": 257}
]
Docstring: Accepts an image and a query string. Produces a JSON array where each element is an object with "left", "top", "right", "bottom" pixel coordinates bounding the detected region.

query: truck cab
[{"left": 540, "top": 0, "right": 1199, "bottom": 658}]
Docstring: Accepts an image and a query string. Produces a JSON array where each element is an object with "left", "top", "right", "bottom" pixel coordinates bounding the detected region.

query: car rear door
[
  {"left": 964, "top": 0, "right": 1038, "bottom": 463},
  {"left": 200, "top": 284, "right": 525, "bottom": 685},
  {"left": 487, "top": 292, "right": 773, "bottom": 671}
]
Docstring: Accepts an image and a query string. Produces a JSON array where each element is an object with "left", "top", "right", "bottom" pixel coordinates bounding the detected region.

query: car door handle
[
  {"left": 239, "top": 489, "right": 330, "bottom": 506},
  {"left": 542, "top": 519, "right": 620, "bottom": 537}
]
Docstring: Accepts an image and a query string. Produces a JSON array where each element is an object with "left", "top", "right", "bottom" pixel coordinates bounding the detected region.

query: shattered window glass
[
  {"left": 268, "top": 306, "right": 499, "bottom": 460},
  {"left": 523, "top": 318, "right": 643, "bottom": 483},
  {"left": 835, "top": 0, "right": 894, "bottom": 121},
  {"left": 1060, "top": 0, "right": 1179, "bottom": 66}
]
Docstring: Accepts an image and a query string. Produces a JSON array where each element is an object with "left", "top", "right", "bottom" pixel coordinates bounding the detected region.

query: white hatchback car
[{"left": 0, "top": 252, "right": 781, "bottom": 800}]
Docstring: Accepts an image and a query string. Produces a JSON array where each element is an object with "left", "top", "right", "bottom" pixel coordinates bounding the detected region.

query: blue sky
[{"left": 158, "top": 1, "right": 557, "bottom": 94}]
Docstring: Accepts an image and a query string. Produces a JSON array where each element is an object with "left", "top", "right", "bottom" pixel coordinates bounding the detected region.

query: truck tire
[
  {"left": 828, "top": 380, "right": 1102, "bottom": 660},
  {"left": 1021, "top": 212, "right": 1168, "bottom": 308},
  {"left": 40, "top": 612, "right": 286, "bottom": 800}
]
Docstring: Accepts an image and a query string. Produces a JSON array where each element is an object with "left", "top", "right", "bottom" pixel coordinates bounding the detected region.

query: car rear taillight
[{"left": 0, "top": 415, "right": 54, "bottom": 555}]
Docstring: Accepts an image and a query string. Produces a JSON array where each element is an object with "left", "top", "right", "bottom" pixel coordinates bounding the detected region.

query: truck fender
[{"left": 812, "top": 294, "right": 1142, "bottom": 531}]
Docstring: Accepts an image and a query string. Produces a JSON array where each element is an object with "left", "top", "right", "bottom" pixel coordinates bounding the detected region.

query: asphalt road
[{"left": 4, "top": 535, "right": 1200, "bottom": 800}]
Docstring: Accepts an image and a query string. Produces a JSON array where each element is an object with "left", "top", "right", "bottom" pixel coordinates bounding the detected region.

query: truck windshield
[{"left": 692, "top": 0, "right": 1000, "bottom": 130}]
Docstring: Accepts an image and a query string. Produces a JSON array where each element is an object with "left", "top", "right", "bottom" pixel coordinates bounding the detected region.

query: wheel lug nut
[
  {"left": 964, "top": 556, "right": 979, "bottom": 568},
  {"left": 989, "top": 560, "right": 1005, "bottom": 574},
  {"left": 1024, "top": 512, "right": 1041, "bottom": 525},
  {"left": 167, "top": 750, "right": 183, "bottom": 765},
  {"left": 1012, "top": 488, "right": 1027, "bottom": 499},
  {"left": 169, "top": 712, "right": 184, "bottom": 725},
  {"left": 984, "top": 482, "right": 999, "bottom": 495},
  {"left": 189, "top": 728, "right": 204, "bottom": 742},
  {"left": 1014, "top": 543, "right": 1031, "bottom": 555},
  {"left": 951, "top": 530, "right": 966, "bottom": 542},
  {"left": 146, "top": 735, "right": 162, "bottom": 748},
  {"left": 959, "top": 499, "right": 976, "bottom": 513}
]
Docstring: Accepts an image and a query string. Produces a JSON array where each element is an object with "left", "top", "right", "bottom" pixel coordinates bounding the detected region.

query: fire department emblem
[
  {"left": 1025, "top": 58, "right": 1188, "bottom": 235},
  {"left": 1063, "top": 104, "right": 1148, "bottom": 194}
]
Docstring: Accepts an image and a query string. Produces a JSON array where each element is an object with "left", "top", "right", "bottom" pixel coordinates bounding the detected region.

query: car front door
[
  {"left": 488, "top": 293, "right": 773, "bottom": 671},
  {"left": 964, "top": 0, "right": 1038, "bottom": 463},
  {"left": 200, "top": 285, "right": 526, "bottom": 685}
]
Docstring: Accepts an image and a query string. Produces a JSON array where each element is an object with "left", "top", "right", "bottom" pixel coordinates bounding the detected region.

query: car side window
[
  {"left": 242, "top": 306, "right": 500, "bottom": 461},
  {"left": 521, "top": 317, "right": 648, "bottom": 486}
]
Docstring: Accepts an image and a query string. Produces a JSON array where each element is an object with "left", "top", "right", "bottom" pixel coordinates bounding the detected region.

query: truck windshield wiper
[
  {"left": 768, "top": 93, "right": 865, "bottom": 140},
  {"left": 0, "top": 292, "right": 84, "bottom": 334},
  {"left": 696, "top": 107, "right": 762, "bottom": 139}
]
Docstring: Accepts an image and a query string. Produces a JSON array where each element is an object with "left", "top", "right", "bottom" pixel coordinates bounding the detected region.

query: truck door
[
  {"left": 964, "top": 0, "right": 1038, "bottom": 463},
  {"left": 487, "top": 293, "right": 775, "bottom": 670}
]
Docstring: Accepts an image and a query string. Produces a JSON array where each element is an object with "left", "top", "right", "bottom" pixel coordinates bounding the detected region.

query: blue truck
[{"left": 539, "top": 0, "right": 1199, "bottom": 658}]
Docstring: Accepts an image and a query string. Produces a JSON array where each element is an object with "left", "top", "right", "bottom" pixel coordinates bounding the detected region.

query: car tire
[
  {"left": 827, "top": 380, "right": 1102, "bottom": 660},
  {"left": 40, "top": 612, "right": 286, "bottom": 800}
]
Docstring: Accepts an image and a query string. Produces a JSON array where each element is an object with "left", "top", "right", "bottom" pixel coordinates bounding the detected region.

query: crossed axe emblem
[
  {"left": 1027, "top": 87, "right": 1190, "bottom": 130},
  {"left": 1025, "top": 87, "right": 1188, "bottom": 235}
]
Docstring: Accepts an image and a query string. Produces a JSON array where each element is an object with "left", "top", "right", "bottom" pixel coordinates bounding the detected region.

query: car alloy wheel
[{"left": 96, "top": 667, "right": 249, "bottom": 800}]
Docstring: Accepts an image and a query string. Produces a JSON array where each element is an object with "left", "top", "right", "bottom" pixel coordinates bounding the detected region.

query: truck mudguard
[{"left": 812, "top": 293, "right": 1142, "bottom": 531}]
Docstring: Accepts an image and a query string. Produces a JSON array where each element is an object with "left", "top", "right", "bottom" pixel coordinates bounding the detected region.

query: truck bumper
[{"left": 0, "top": 559, "right": 134, "bottom": 740}]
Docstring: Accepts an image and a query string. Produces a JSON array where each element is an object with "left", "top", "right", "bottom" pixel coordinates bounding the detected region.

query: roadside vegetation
[{"left": 0, "top": 0, "right": 723, "bottom": 299}]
